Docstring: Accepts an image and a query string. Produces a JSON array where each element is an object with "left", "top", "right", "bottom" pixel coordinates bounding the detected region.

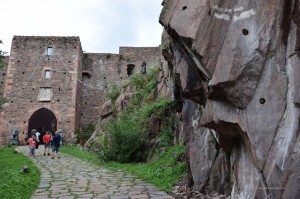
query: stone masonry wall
[
  {"left": 80, "top": 47, "right": 161, "bottom": 128},
  {"left": 119, "top": 47, "right": 161, "bottom": 76},
  {"left": 80, "top": 53, "right": 120, "bottom": 128},
  {"left": 0, "top": 56, "right": 8, "bottom": 96},
  {"left": 0, "top": 36, "right": 161, "bottom": 145},
  {"left": 0, "top": 36, "right": 82, "bottom": 145}
]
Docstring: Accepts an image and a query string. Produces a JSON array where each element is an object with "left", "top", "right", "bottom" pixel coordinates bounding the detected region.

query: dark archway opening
[
  {"left": 127, "top": 64, "right": 135, "bottom": 76},
  {"left": 28, "top": 108, "right": 57, "bottom": 144}
]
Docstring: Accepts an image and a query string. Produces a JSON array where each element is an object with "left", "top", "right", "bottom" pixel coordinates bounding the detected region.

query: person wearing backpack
[{"left": 51, "top": 130, "right": 61, "bottom": 159}]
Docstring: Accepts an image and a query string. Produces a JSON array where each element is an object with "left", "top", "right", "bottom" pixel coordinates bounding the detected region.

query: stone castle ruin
[{"left": 0, "top": 36, "right": 160, "bottom": 145}]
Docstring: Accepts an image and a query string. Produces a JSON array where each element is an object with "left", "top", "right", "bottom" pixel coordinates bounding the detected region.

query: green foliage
[
  {"left": 106, "top": 83, "right": 120, "bottom": 103},
  {"left": 127, "top": 66, "right": 159, "bottom": 105},
  {"left": 100, "top": 64, "right": 176, "bottom": 163},
  {"left": 76, "top": 124, "right": 95, "bottom": 144},
  {"left": 0, "top": 146, "right": 40, "bottom": 199},
  {"left": 61, "top": 144, "right": 186, "bottom": 192},
  {"left": 100, "top": 111, "right": 147, "bottom": 163},
  {"left": 100, "top": 98, "right": 175, "bottom": 163},
  {"left": 0, "top": 40, "right": 7, "bottom": 68},
  {"left": 159, "top": 128, "right": 174, "bottom": 147}
]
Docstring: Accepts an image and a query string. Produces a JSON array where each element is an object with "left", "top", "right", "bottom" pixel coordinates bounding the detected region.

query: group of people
[{"left": 26, "top": 129, "right": 63, "bottom": 159}]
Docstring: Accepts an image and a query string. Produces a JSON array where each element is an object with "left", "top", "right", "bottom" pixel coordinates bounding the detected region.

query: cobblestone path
[{"left": 16, "top": 146, "right": 174, "bottom": 199}]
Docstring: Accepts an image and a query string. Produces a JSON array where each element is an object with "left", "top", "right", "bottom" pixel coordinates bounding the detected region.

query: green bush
[
  {"left": 99, "top": 64, "right": 176, "bottom": 163},
  {"left": 106, "top": 83, "right": 120, "bottom": 103},
  {"left": 76, "top": 124, "right": 95, "bottom": 145},
  {"left": 100, "top": 112, "right": 147, "bottom": 163},
  {"left": 100, "top": 99, "right": 175, "bottom": 163}
]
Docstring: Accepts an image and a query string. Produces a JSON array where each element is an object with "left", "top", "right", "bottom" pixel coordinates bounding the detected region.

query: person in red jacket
[
  {"left": 28, "top": 134, "right": 36, "bottom": 159},
  {"left": 43, "top": 131, "right": 51, "bottom": 156}
]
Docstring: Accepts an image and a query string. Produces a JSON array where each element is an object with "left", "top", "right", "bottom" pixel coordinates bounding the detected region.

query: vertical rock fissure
[
  {"left": 260, "top": 170, "right": 271, "bottom": 196},
  {"left": 201, "top": 145, "right": 220, "bottom": 193}
]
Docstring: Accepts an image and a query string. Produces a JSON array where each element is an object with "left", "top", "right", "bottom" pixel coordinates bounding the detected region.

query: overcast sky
[{"left": 1, "top": 0, "right": 163, "bottom": 55}]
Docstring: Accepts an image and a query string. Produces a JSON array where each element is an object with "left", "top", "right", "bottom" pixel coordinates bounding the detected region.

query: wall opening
[
  {"left": 47, "top": 47, "right": 53, "bottom": 56},
  {"left": 44, "top": 70, "right": 51, "bottom": 78},
  {"left": 127, "top": 64, "right": 135, "bottom": 76},
  {"left": 28, "top": 108, "right": 57, "bottom": 143}
]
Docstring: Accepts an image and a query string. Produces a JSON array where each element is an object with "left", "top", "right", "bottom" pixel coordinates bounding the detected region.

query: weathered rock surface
[{"left": 160, "top": 0, "right": 300, "bottom": 198}]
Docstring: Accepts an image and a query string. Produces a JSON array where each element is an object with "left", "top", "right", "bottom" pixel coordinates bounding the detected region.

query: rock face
[{"left": 160, "top": 0, "right": 300, "bottom": 198}]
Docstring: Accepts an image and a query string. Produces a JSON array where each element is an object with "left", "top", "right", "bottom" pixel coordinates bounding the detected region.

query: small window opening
[
  {"left": 127, "top": 64, "right": 135, "bottom": 76},
  {"left": 44, "top": 70, "right": 51, "bottom": 78},
  {"left": 47, "top": 47, "right": 53, "bottom": 56}
]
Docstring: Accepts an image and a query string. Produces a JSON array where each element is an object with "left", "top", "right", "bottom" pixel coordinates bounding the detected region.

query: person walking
[
  {"left": 35, "top": 130, "right": 41, "bottom": 149},
  {"left": 51, "top": 130, "right": 61, "bottom": 159},
  {"left": 28, "top": 134, "right": 36, "bottom": 159},
  {"left": 26, "top": 129, "right": 36, "bottom": 156},
  {"left": 43, "top": 131, "right": 51, "bottom": 156}
]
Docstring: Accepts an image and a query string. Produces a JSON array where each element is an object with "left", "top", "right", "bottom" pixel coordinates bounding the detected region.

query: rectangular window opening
[
  {"left": 47, "top": 47, "right": 53, "bottom": 56},
  {"left": 44, "top": 70, "right": 51, "bottom": 78}
]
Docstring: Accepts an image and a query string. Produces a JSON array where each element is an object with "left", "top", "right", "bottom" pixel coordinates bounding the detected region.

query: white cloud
[{"left": 1, "top": 0, "right": 163, "bottom": 54}]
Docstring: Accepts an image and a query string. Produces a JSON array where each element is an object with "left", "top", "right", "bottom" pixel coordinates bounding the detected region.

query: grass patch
[
  {"left": 61, "top": 145, "right": 186, "bottom": 191},
  {"left": 0, "top": 146, "right": 40, "bottom": 199}
]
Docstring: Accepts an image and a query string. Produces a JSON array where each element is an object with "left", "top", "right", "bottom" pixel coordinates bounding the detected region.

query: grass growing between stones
[
  {"left": 61, "top": 145, "right": 186, "bottom": 192},
  {"left": 0, "top": 146, "right": 40, "bottom": 199}
]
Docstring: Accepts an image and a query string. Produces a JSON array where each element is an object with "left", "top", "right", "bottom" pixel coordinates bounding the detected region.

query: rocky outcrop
[{"left": 160, "top": 0, "right": 300, "bottom": 198}]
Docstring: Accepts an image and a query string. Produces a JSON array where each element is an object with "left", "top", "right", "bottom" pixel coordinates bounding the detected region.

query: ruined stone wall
[
  {"left": 80, "top": 47, "right": 161, "bottom": 128},
  {"left": 80, "top": 53, "right": 120, "bottom": 128},
  {"left": 119, "top": 47, "right": 161, "bottom": 76},
  {"left": 0, "top": 36, "right": 82, "bottom": 144},
  {"left": 0, "top": 56, "right": 9, "bottom": 96}
]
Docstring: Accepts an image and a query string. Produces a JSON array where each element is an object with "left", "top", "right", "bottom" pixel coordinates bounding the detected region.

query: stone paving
[{"left": 16, "top": 146, "right": 174, "bottom": 199}]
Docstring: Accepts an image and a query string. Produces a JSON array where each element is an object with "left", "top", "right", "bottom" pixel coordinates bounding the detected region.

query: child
[
  {"left": 43, "top": 131, "right": 51, "bottom": 156},
  {"left": 28, "top": 134, "right": 36, "bottom": 159}
]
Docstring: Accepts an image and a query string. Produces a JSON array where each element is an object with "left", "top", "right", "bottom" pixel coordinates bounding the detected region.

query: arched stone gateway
[{"left": 28, "top": 108, "right": 57, "bottom": 143}]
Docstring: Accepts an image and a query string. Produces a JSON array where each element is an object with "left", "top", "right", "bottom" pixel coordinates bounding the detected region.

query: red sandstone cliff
[{"left": 159, "top": 0, "right": 300, "bottom": 198}]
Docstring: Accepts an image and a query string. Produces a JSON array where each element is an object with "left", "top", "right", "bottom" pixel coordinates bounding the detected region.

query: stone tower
[{"left": 0, "top": 36, "right": 83, "bottom": 144}]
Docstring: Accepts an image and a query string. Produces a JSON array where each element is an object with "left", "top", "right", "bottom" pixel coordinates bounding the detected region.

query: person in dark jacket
[{"left": 51, "top": 130, "right": 61, "bottom": 159}]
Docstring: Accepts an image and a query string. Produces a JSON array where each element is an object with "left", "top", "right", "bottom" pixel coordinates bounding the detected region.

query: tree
[{"left": 0, "top": 40, "right": 7, "bottom": 68}]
